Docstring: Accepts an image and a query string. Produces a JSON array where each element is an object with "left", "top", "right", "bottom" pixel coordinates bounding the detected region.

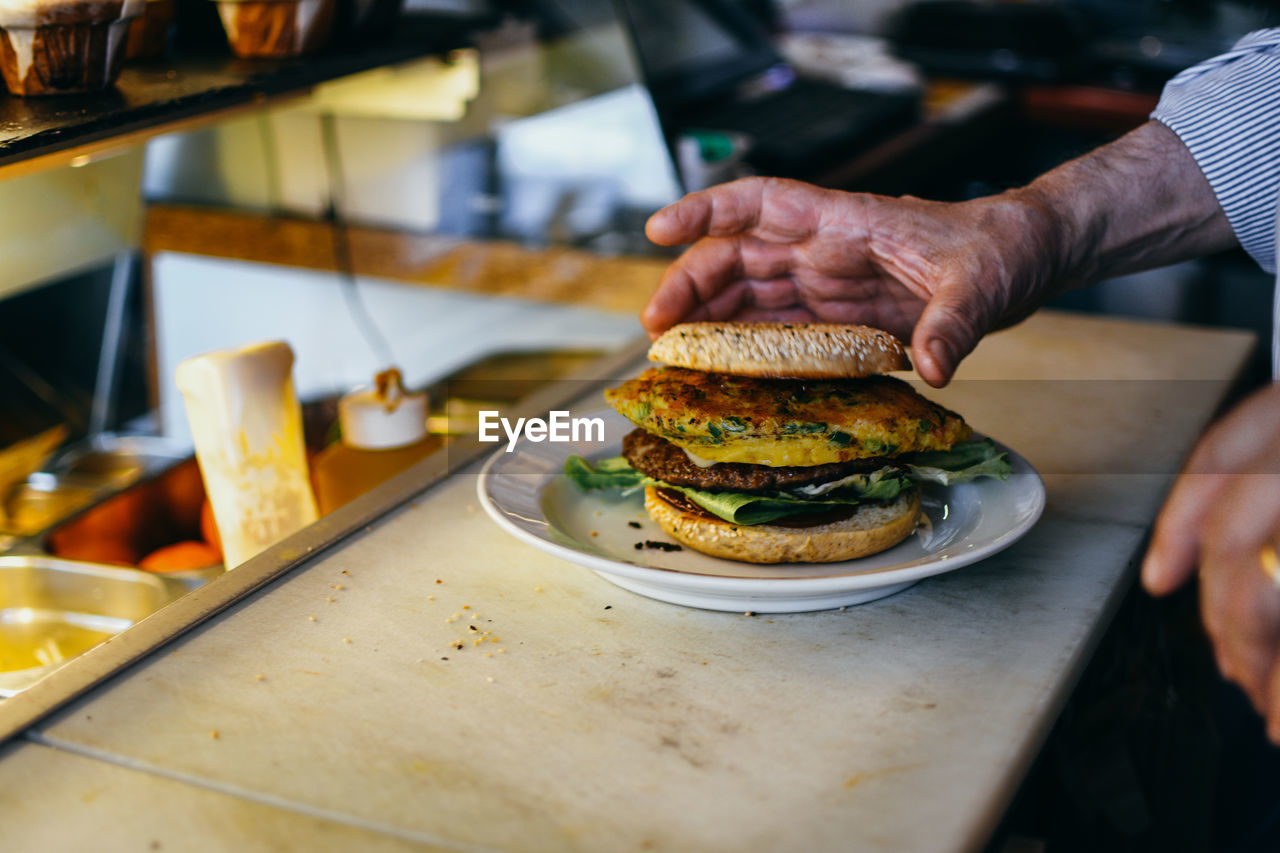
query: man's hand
[
  {"left": 1143, "top": 384, "right": 1280, "bottom": 743},
  {"left": 642, "top": 122, "right": 1236, "bottom": 388},
  {"left": 643, "top": 177, "right": 1061, "bottom": 387}
]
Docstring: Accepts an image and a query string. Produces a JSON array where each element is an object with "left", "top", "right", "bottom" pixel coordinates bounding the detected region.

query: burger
[{"left": 566, "top": 322, "right": 1010, "bottom": 564}]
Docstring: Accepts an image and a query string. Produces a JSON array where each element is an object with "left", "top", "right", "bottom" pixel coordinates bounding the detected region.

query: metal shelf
[{"left": 0, "top": 13, "right": 486, "bottom": 178}]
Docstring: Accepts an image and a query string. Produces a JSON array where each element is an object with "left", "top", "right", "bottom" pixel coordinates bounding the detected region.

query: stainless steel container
[
  {"left": 0, "top": 556, "right": 174, "bottom": 697},
  {"left": 0, "top": 473, "right": 103, "bottom": 538}
]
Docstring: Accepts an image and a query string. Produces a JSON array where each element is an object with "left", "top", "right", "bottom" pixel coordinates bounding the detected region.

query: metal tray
[
  {"left": 0, "top": 556, "right": 175, "bottom": 697},
  {"left": 0, "top": 473, "right": 104, "bottom": 539}
]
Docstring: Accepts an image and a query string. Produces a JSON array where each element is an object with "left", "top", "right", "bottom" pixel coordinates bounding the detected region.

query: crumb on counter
[
  {"left": 210, "top": 730, "right": 220, "bottom": 740},
  {"left": 254, "top": 673, "right": 265, "bottom": 682},
  {"left": 343, "top": 637, "right": 352, "bottom": 644}
]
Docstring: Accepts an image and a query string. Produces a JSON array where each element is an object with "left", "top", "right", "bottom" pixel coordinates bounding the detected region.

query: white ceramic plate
[{"left": 478, "top": 409, "right": 1045, "bottom": 613}]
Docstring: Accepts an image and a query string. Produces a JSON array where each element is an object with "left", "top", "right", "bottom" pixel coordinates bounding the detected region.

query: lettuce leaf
[
  {"left": 900, "top": 439, "right": 1012, "bottom": 485},
  {"left": 792, "top": 466, "right": 904, "bottom": 498},
  {"left": 564, "top": 454, "right": 911, "bottom": 525},
  {"left": 563, "top": 438, "right": 1010, "bottom": 526},
  {"left": 668, "top": 476, "right": 909, "bottom": 525},
  {"left": 564, "top": 454, "right": 647, "bottom": 494}
]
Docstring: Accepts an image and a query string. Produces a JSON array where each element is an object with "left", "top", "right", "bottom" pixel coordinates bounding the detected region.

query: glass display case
[{"left": 0, "top": 0, "right": 679, "bottom": 741}]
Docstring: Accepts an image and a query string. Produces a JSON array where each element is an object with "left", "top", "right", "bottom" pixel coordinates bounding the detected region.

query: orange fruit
[
  {"left": 138, "top": 541, "right": 222, "bottom": 573},
  {"left": 159, "top": 460, "right": 206, "bottom": 534},
  {"left": 56, "top": 537, "right": 141, "bottom": 567}
]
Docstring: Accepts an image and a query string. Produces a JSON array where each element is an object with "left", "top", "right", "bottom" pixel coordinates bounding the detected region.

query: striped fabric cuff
[{"left": 1152, "top": 27, "right": 1280, "bottom": 274}]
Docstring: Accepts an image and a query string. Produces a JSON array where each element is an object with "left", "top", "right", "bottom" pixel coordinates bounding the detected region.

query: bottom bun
[{"left": 644, "top": 486, "right": 921, "bottom": 564}]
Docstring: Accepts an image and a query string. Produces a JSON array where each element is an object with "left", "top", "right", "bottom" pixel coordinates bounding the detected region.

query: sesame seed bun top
[{"left": 647, "top": 322, "right": 911, "bottom": 379}]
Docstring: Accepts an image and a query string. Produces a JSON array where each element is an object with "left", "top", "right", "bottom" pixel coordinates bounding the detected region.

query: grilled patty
[{"left": 622, "top": 428, "right": 890, "bottom": 492}]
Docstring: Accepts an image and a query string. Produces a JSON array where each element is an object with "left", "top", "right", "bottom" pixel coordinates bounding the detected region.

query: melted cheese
[{"left": 681, "top": 447, "right": 719, "bottom": 468}]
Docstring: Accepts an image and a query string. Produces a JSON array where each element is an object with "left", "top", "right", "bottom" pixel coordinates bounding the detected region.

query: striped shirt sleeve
[{"left": 1152, "top": 28, "right": 1280, "bottom": 274}]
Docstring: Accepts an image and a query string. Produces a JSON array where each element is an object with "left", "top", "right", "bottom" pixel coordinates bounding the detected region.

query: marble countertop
[{"left": 1, "top": 310, "right": 1255, "bottom": 852}]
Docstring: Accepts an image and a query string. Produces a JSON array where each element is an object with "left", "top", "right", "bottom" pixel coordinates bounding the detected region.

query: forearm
[{"left": 1011, "top": 120, "right": 1237, "bottom": 288}]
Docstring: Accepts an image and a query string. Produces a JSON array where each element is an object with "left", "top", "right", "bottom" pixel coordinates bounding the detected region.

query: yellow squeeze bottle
[{"left": 312, "top": 369, "right": 438, "bottom": 515}]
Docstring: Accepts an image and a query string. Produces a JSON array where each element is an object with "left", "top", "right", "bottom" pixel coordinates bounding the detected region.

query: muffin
[
  {"left": 0, "top": 0, "right": 144, "bottom": 95},
  {"left": 215, "top": 0, "right": 334, "bottom": 58},
  {"left": 124, "top": 0, "right": 174, "bottom": 60}
]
